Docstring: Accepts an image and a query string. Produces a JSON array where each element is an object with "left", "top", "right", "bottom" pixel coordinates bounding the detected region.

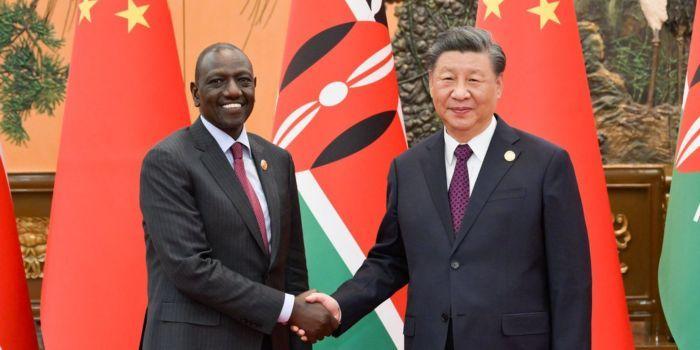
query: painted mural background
[
  {"left": 0, "top": 0, "right": 695, "bottom": 171},
  {"left": 392, "top": 0, "right": 695, "bottom": 164}
]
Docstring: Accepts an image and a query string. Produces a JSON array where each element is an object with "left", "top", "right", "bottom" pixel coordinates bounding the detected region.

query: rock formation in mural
[{"left": 581, "top": 20, "right": 680, "bottom": 163}]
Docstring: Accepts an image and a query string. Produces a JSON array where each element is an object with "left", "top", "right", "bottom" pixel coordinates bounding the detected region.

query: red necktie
[{"left": 231, "top": 142, "right": 270, "bottom": 253}]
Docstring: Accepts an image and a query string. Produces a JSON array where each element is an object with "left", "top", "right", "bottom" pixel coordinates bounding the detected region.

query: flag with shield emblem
[
  {"left": 273, "top": 0, "right": 407, "bottom": 348},
  {"left": 659, "top": 2, "right": 700, "bottom": 348}
]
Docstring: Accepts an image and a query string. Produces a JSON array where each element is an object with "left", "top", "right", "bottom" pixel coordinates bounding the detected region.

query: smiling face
[
  {"left": 429, "top": 50, "right": 502, "bottom": 143},
  {"left": 190, "top": 47, "right": 256, "bottom": 139}
]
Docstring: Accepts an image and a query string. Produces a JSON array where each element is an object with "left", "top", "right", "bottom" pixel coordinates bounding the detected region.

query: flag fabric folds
[
  {"left": 658, "top": 1, "right": 700, "bottom": 348},
  {"left": 476, "top": 0, "right": 634, "bottom": 349},
  {"left": 40, "top": 0, "right": 189, "bottom": 348},
  {"left": 273, "top": 0, "right": 407, "bottom": 348},
  {"left": 0, "top": 153, "right": 38, "bottom": 350}
]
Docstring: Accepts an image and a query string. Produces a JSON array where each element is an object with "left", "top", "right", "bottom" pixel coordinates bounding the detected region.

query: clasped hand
[{"left": 288, "top": 290, "right": 341, "bottom": 343}]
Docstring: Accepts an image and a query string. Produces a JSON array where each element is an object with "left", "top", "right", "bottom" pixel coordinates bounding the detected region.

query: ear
[
  {"left": 253, "top": 76, "right": 257, "bottom": 87},
  {"left": 190, "top": 82, "right": 200, "bottom": 107}
]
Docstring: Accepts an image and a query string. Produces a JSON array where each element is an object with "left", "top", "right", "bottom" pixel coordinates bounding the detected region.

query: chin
[
  {"left": 221, "top": 113, "right": 248, "bottom": 124},
  {"left": 447, "top": 118, "right": 477, "bottom": 130}
]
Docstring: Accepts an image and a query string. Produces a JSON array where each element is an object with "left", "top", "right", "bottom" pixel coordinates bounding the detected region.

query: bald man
[{"left": 139, "top": 43, "right": 337, "bottom": 350}]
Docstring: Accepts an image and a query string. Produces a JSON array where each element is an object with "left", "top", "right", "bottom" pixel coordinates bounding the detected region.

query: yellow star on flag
[
  {"left": 78, "top": 0, "right": 98, "bottom": 23},
  {"left": 483, "top": 0, "right": 504, "bottom": 19},
  {"left": 116, "top": 0, "right": 150, "bottom": 32},
  {"left": 527, "top": 0, "right": 560, "bottom": 29}
]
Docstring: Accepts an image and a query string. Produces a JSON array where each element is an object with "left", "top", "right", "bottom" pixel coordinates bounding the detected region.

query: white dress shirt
[
  {"left": 444, "top": 116, "right": 497, "bottom": 192},
  {"left": 201, "top": 116, "right": 294, "bottom": 324}
]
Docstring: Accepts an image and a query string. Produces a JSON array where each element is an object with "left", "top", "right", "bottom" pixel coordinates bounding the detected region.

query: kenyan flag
[
  {"left": 273, "top": 1, "right": 407, "bottom": 348},
  {"left": 658, "top": 3, "right": 700, "bottom": 348}
]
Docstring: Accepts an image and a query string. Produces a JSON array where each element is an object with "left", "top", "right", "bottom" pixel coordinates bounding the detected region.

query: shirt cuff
[{"left": 277, "top": 293, "right": 295, "bottom": 324}]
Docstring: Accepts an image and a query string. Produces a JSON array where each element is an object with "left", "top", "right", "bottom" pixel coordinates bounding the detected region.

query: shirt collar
[
  {"left": 444, "top": 115, "right": 497, "bottom": 164},
  {"left": 200, "top": 115, "right": 251, "bottom": 154}
]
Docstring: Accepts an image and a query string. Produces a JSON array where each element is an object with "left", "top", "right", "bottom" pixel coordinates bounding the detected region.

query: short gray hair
[{"left": 425, "top": 26, "right": 506, "bottom": 75}]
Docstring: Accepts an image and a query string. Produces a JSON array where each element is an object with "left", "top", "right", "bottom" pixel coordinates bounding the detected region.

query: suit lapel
[
  {"left": 249, "top": 136, "right": 281, "bottom": 267},
  {"left": 189, "top": 118, "right": 269, "bottom": 256},
  {"left": 420, "top": 132, "right": 455, "bottom": 243},
  {"left": 451, "top": 117, "right": 521, "bottom": 254}
]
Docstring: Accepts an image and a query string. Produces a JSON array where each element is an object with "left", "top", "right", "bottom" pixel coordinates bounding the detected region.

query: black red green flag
[{"left": 273, "top": 0, "right": 407, "bottom": 348}]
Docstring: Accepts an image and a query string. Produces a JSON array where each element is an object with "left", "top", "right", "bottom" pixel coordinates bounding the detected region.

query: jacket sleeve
[
  {"left": 284, "top": 152, "right": 309, "bottom": 296},
  {"left": 542, "top": 148, "right": 592, "bottom": 349},
  {"left": 283, "top": 152, "right": 311, "bottom": 350},
  {"left": 331, "top": 159, "right": 409, "bottom": 335},
  {"left": 140, "top": 147, "right": 285, "bottom": 335}
]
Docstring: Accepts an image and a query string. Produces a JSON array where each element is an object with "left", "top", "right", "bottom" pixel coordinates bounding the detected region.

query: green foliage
[
  {"left": 607, "top": 35, "right": 653, "bottom": 102},
  {"left": 607, "top": 31, "right": 682, "bottom": 106},
  {"left": 577, "top": 0, "right": 690, "bottom": 107},
  {"left": 0, "top": 0, "right": 68, "bottom": 145}
]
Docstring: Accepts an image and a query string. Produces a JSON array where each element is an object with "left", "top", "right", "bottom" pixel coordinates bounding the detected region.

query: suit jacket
[
  {"left": 332, "top": 116, "right": 592, "bottom": 350},
  {"left": 139, "top": 118, "right": 310, "bottom": 350}
]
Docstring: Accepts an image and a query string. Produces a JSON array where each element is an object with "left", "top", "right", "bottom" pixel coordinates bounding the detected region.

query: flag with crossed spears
[
  {"left": 659, "top": 2, "right": 700, "bottom": 348},
  {"left": 273, "top": 0, "right": 407, "bottom": 348}
]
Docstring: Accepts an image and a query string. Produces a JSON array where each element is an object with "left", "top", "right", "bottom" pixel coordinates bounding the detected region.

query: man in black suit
[
  {"left": 139, "top": 43, "right": 337, "bottom": 350},
  {"left": 296, "top": 26, "right": 592, "bottom": 349}
]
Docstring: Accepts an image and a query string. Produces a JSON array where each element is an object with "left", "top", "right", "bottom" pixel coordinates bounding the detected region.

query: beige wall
[
  {"left": 1, "top": 0, "right": 396, "bottom": 173},
  {"left": 1, "top": 0, "right": 74, "bottom": 173}
]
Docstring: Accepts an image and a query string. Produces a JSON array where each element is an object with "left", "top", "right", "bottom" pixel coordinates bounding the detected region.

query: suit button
[
  {"left": 451, "top": 261, "right": 460, "bottom": 270},
  {"left": 441, "top": 313, "right": 449, "bottom": 322}
]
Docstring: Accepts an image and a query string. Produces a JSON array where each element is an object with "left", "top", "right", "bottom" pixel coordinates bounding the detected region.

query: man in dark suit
[
  {"left": 139, "top": 43, "right": 337, "bottom": 350},
  {"left": 296, "top": 26, "right": 592, "bottom": 349}
]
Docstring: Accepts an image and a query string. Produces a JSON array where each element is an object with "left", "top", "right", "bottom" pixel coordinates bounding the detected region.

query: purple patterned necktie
[
  {"left": 449, "top": 144, "right": 473, "bottom": 233},
  {"left": 232, "top": 142, "right": 270, "bottom": 253}
]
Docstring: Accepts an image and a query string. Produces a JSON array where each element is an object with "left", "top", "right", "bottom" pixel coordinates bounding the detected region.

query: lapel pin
[
  {"left": 261, "top": 159, "right": 268, "bottom": 171},
  {"left": 504, "top": 150, "right": 516, "bottom": 162}
]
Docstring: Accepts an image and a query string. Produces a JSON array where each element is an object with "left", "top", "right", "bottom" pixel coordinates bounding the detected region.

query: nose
[
  {"left": 223, "top": 79, "right": 242, "bottom": 97},
  {"left": 451, "top": 83, "right": 471, "bottom": 100}
]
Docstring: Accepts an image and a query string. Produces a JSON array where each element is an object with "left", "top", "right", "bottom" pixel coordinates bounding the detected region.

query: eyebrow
[
  {"left": 204, "top": 69, "right": 254, "bottom": 79},
  {"left": 437, "top": 67, "right": 485, "bottom": 75}
]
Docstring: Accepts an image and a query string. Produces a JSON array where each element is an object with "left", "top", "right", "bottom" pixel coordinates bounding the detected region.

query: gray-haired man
[{"left": 295, "top": 26, "right": 592, "bottom": 350}]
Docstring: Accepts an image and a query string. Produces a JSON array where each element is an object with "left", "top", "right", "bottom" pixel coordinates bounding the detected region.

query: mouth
[
  {"left": 449, "top": 107, "right": 473, "bottom": 113},
  {"left": 221, "top": 102, "right": 243, "bottom": 110}
]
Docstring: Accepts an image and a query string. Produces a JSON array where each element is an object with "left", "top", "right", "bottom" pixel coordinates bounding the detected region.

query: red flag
[
  {"left": 476, "top": 0, "right": 633, "bottom": 349},
  {"left": 0, "top": 155, "right": 38, "bottom": 350},
  {"left": 40, "top": 0, "right": 189, "bottom": 348}
]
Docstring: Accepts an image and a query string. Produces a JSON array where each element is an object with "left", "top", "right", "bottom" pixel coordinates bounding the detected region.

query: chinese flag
[
  {"left": 40, "top": 1, "right": 189, "bottom": 349},
  {"left": 0, "top": 154, "right": 38, "bottom": 350},
  {"left": 476, "top": 0, "right": 634, "bottom": 349}
]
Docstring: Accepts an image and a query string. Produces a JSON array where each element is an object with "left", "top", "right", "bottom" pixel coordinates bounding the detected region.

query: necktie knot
[
  {"left": 454, "top": 144, "right": 473, "bottom": 161},
  {"left": 232, "top": 142, "right": 244, "bottom": 160}
]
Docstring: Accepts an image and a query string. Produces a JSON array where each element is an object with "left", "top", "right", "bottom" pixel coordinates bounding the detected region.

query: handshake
[{"left": 287, "top": 290, "right": 341, "bottom": 343}]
